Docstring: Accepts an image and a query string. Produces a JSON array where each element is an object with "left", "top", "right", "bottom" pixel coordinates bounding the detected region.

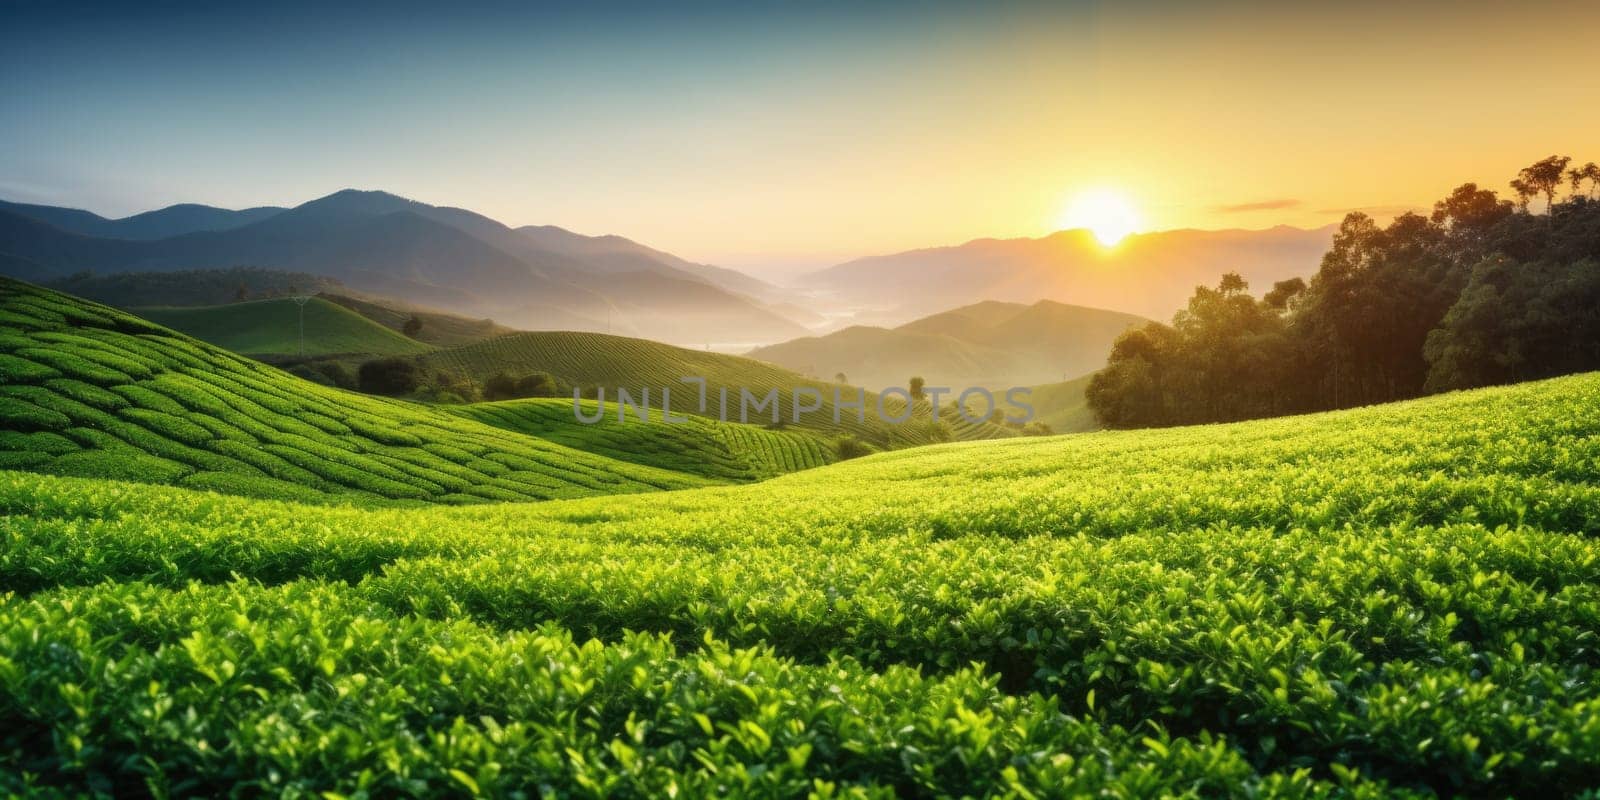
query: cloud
[{"left": 1213, "top": 198, "right": 1302, "bottom": 213}]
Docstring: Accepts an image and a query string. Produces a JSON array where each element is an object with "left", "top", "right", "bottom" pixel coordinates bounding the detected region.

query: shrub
[
  {"left": 358, "top": 357, "right": 423, "bottom": 396},
  {"left": 833, "top": 435, "right": 872, "bottom": 460}
]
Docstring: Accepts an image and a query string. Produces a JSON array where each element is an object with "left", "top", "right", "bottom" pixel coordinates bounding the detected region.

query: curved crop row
[{"left": 0, "top": 279, "right": 714, "bottom": 503}]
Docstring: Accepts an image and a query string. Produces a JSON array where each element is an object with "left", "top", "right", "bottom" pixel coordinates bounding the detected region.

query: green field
[
  {"left": 137, "top": 297, "right": 433, "bottom": 358},
  {"left": 0, "top": 279, "right": 716, "bottom": 503},
  {"left": 420, "top": 331, "right": 1017, "bottom": 446},
  {"left": 4, "top": 322, "right": 1600, "bottom": 795},
  {"left": 451, "top": 398, "right": 834, "bottom": 481},
  {"left": 320, "top": 293, "right": 514, "bottom": 348}
]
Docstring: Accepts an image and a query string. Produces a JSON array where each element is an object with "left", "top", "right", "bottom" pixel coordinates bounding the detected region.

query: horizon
[
  {"left": 5, "top": 0, "right": 1597, "bottom": 274},
  {"left": 0, "top": 185, "right": 1343, "bottom": 281}
]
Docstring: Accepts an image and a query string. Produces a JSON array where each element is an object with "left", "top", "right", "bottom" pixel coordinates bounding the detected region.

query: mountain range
[
  {"left": 747, "top": 299, "right": 1148, "bottom": 390},
  {"left": 800, "top": 226, "right": 1334, "bottom": 324},
  {"left": 0, "top": 192, "right": 808, "bottom": 345}
]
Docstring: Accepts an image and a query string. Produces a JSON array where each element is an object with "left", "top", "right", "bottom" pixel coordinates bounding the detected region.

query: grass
[
  {"left": 0, "top": 278, "right": 716, "bottom": 503},
  {"left": 420, "top": 330, "right": 1017, "bottom": 446},
  {"left": 2, "top": 352, "right": 1599, "bottom": 794},
  {"left": 450, "top": 397, "right": 834, "bottom": 481},
  {"left": 135, "top": 297, "right": 433, "bottom": 358},
  {"left": 320, "top": 292, "right": 513, "bottom": 348}
]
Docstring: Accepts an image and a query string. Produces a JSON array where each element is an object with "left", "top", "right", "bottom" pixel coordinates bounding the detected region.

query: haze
[{"left": 3, "top": 0, "right": 1597, "bottom": 275}]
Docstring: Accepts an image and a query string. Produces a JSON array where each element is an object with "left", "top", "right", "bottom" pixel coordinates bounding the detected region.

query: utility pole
[{"left": 291, "top": 295, "right": 312, "bottom": 357}]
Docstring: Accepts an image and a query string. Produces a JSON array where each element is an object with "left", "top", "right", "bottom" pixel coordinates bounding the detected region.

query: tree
[
  {"left": 908, "top": 376, "right": 925, "bottom": 401},
  {"left": 834, "top": 372, "right": 848, "bottom": 384},
  {"left": 1575, "top": 162, "right": 1600, "bottom": 199},
  {"left": 1509, "top": 178, "right": 1534, "bottom": 212},
  {"left": 358, "top": 358, "right": 423, "bottom": 396},
  {"left": 234, "top": 284, "right": 249, "bottom": 303},
  {"left": 402, "top": 315, "right": 424, "bottom": 338},
  {"left": 483, "top": 371, "right": 520, "bottom": 401},
  {"left": 1262, "top": 277, "right": 1306, "bottom": 311},
  {"left": 1516, "top": 155, "right": 1571, "bottom": 213},
  {"left": 514, "top": 372, "right": 559, "bottom": 397}
]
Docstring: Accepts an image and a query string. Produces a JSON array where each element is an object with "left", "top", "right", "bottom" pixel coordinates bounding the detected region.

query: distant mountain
[
  {"left": 802, "top": 226, "right": 1334, "bottom": 323},
  {"left": 0, "top": 199, "right": 284, "bottom": 239},
  {"left": 0, "top": 190, "right": 806, "bottom": 345},
  {"left": 747, "top": 298, "right": 1147, "bottom": 390},
  {"left": 518, "top": 225, "right": 787, "bottom": 303}
]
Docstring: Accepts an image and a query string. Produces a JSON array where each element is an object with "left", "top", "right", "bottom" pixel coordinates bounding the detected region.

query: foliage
[
  {"left": 357, "top": 357, "right": 424, "bottom": 396},
  {"left": 0, "top": 278, "right": 715, "bottom": 503},
  {"left": 451, "top": 397, "right": 833, "bottom": 481},
  {"left": 418, "top": 330, "right": 1016, "bottom": 446},
  {"left": 1090, "top": 156, "right": 1600, "bottom": 428},
  {"left": 0, "top": 372, "right": 1599, "bottom": 794}
]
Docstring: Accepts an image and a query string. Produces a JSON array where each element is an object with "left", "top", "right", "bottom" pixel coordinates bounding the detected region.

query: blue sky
[{"left": 4, "top": 0, "right": 1597, "bottom": 273}]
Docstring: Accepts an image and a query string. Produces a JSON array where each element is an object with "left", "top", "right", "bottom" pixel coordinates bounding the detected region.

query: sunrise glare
[{"left": 1060, "top": 189, "right": 1141, "bottom": 246}]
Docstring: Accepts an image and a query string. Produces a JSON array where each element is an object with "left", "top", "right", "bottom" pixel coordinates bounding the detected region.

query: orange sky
[{"left": 5, "top": 0, "right": 1598, "bottom": 275}]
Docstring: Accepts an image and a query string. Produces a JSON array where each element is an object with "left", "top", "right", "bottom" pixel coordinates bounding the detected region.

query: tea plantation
[
  {"left": 137, "top": 297, "right": 434, "bottom": 359},
  {"left": 419, "top": 331, "right": 1017, "bottom": 446},
  {"left": 451, "top": 398, "right": 834, "bottom": 481},
  {"left": 0, "top": 278, "right": 718, "bottom": 503},
  {"left": 3, "top": 295, "right": 1600, "bottom": 800}
]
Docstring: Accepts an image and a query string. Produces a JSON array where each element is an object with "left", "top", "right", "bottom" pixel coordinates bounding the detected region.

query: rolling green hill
[
  {"left": 749, "top": 298, "right": 1146, "bottom": 391},
  {"left": 419, "top": 330, "right": 1018, "bottom": 446},
  {"left": 3, "top": 370, "right": 1599, "bottom": 794},
  {"left": 136, "top": 297, "right": 433, "bottom": 359},
  {"left": 320, "top": 292, "right": 514, "bottom": 347},
  {"left": 450, "top": 398, "right": 834, "bottom": 481},
  {"left": 1025, "top": 371, "right": 1099, "bottom": 432},
  {"left": 0, "top": 278, "right": 716, "bottom": 503}
]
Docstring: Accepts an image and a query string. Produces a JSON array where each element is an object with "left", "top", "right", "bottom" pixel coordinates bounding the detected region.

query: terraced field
[
  {"left": 0, "top": 279, "right": 712, "bottom": 503},
  {"left": 452, "top": 398, "right": 834, "bottom": 480},
  {"left": 420, "top": 331, "right": 1017, "bottom": 446},
  {"left": 3, "top": 364, "right": 1600, "bottom": 795},
  {"left": 137, "top": 297, "right": 433, "bottom": 358}
]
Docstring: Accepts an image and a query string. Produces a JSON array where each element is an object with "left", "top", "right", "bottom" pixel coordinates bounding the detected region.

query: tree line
[{"left": 1088, "top": 156, "right": 1600, "bottom": 427}]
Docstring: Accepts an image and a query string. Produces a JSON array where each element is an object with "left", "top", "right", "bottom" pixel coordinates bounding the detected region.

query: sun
[{"left": 1059, "top": 189, "right": 1141, "bottom": 247}]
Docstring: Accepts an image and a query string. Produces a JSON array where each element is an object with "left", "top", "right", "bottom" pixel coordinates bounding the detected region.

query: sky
[{"left": 3, "top": 0, "right": 1598, "bottom": 276}]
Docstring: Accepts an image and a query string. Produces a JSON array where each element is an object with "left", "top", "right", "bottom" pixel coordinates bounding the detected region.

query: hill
[
  {"left": 1023, "top": 372, "right": 1099, "bottom": 432},
  {"left": 0, "top": 278, "right": 716, "bottom": 503},
  {"left": 3, "top": 368, "right": 1599, "bottom": 794},
  {"left": 0, "top": 190, "right": 809, "bottom": 345},
  {"left": 319, "top": 293, "right": 513, "bottom": 348},
  {"left": 451, "top": 398, "right": 834, "bottom": 481},
  {"left": 0, "top": 199, "right": 285, "bottom": 239},
  {"left": 417, "top": 330, "right": 1018, "bottom": 446},
  {"left": 748, "top": 299, "right": 1146, "bottom": 390},
  {"left": 135, "top": 298, "right": 435, "bottom": 359},
  {"left": 803, "top": 225, "right": 1334, "bottom": 324}
]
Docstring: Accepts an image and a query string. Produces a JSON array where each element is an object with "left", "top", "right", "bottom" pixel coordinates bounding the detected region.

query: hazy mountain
[
  {"left": 802, "top": 226, "right": 1334, "bottom": 323},
  {"left": 519, "top": 225, "right": 787, "bottom": 303},
  {"left": 0, "top": 199, "right": 284, "bottom": 239},
  {"left": 0, "top": 190, "right": 805, "bottom": 344},
  {"left": 748, "top": 298, "right": 1147, "bottom": 390}
]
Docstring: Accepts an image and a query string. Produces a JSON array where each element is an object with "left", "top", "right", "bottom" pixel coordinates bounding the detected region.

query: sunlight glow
[{"left": 1060, "top": 189, "right": 1141, "bottom": 247}]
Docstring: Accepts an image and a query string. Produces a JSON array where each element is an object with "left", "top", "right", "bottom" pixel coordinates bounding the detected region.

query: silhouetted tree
[
  {"left": 1518, "top": 155, "right": 1572, "bottom": 213},
  {"left": 909, "top": 376, "right": 925, "bottom": 400},
  {"left": 1087, "top": 155, "right": 1600, "bottom": 428},
  {"left": 834, "top": 372, "right": 848, "bottom": 384}
]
